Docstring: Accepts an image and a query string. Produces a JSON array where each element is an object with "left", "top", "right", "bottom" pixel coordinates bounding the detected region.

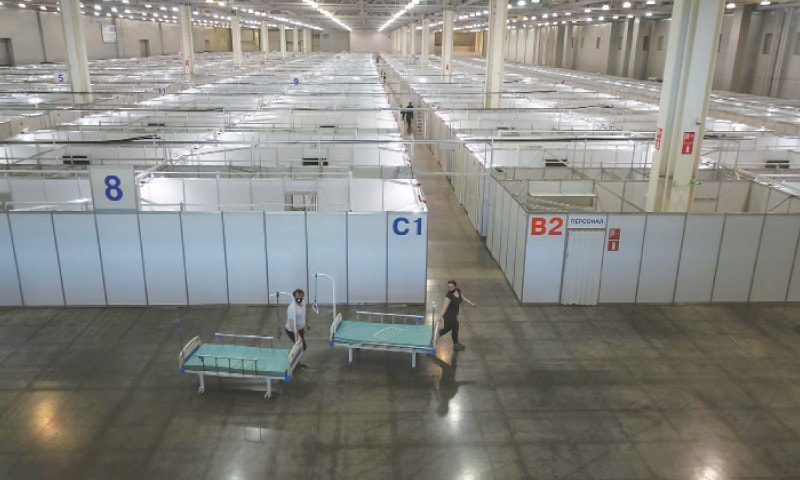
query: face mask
[{"left": 295, "top": 297, "right": 304, "bottom": 304}]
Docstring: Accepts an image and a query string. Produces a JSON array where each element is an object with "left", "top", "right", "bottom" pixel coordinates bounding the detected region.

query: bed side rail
[
  {"left": 354, "top": 311, "right": 425, "bottom": 325},
  {"left": 329, "top": 312, "right": 343, "bottom": 345},
  {"left": 286, "top": 338, "right": 304, "bottom": 380},
  {"left": 215, "top": 332, "right": 275, "bottom": 348},
  {"left": 179, "top": 335, "right": 202, "bottom": 372},
  {"left": 197, "top": 354, "right": 261, "bottom": 374}
]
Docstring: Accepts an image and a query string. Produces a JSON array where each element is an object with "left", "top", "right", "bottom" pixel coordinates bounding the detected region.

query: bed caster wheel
[
  {"left": 197, "top": 387, "right": 205, "bottom": 395},
  {"left": 347, "top": 362, "right": 353, "bottom": 367},
  {"left": 264, "top": 393, "right": 271, "bottom": 400}
]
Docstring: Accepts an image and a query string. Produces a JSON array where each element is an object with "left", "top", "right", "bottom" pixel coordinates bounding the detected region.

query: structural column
[
  {"left": 717, "top": 5, "right": 752, "bottom": 92},
  {"left": 280, "top": 26, "right": 287, "bottom": 58},
  {"left": 179, "top": 6, "right": 195, "bottom": 75},
  {"left": 59, "top": 0, "right": 92, "bottom": 103},
  {"left": 305, "top": 29, "right": 313, "bottom": 52},
  {"left": 421, "top": 18, "right": 430, "bottom": 66},
  {"left": 483, "top": 0, "right": 507, "bottom": 108},
  {"left": 260, "top": 21, "right": 270, "bottom": 57},
  {"left": 292, "top": 28, "right": 299, "bottom": 53},
  {"left": 401, "top": 28, "right": 408, "bottom": 56},
  {"left": 646, "top": 0, "right": 725, "bottom": 212},
  {"left": 626, "top": 17, "right": 648, "bottom": 79},
  {"left": 442, "top": 9, "right": 454, "bottom": 81},
  {"left": 231, "top": 15, "right": 242, "bottom": 65}
]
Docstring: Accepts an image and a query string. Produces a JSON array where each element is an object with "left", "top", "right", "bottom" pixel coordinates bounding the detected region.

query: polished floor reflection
[{"left": 1, "top": 146, "right": 800, "bottom": 479}]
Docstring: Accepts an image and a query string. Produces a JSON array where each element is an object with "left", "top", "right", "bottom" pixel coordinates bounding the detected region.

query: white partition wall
[
  {"left": 9, "top": 213, "right": 64, "bottom": 306},
  {"left": 53, "top": 213, "right": 106, "bottom": 306},
  {"left": 789, "top": 238, "right": 800, "bottom": 302},
  {"left": 599, "top": 214, "right": 646, "bottom": 303},
  {"left": 223, "top": 212, "right": 269, "bottom": 304},
  {"left": 636, "top": 215, "right": 685, "bottom": 303},
  {"left": 0, "top": 214, "right": 22, "bottom": 306},
  {"left": 307, "top": 212, "right": 348, "bottom": 304},
  {"left": 138, "top": 213, "right": 188, "bottom": 305},
  {"left": 673, "top": 215, "right": 725, "bottom": 303},
  {"left": 347, "top": 213, "right": 387, "bottom": 303},
  {"left": 387, "top": 212, "right": 428, "bottom": 303},
  {"left": 750, "top": 216, "right": 800, "bottom": 302},
  {"left": 712, "top": 215, "right": 764, "bottom": 302},
  {"left": 265, "top": 213, "right": 309, "bottom": 301},
  {"left": 95, "top": 213, "right": 147, "bottom": 305},
  {"left": 523, "top": 214, "right": 567, "bottom": 303},
  {"left": 512, "top": 203, "right": 526, "bottom": 296},
  {"left": 181, "top": 212, "right": 229, "bottom": 305}
]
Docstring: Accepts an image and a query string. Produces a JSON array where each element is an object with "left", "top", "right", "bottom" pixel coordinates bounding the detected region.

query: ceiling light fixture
[
  {"left": 302, "top": 0, "right": 350, "bottom": 30},
  {"left": 379, "top": 0, "right": 420, "bottom": 32}
]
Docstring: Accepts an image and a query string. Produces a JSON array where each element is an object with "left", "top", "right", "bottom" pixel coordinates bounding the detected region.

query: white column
[
  {"left": 442, "top": 9, "right": 454, "bottom": 81},
  {"left": 626, "top": 17, "right": 649, "bottom": 79},
  {"left": 59, "top": 0, "right": 92, "bottom": 103},
  {"left": 305, "top": 29, "right": 313, "bottom": 52},
  {"left": 401, "top": 28, "right": 408, "bottom": 56},
  {"left": 484, "top": 0, "right": 507, "bottom": 108},
  {"left": 646, "top": 0, "right": 725, "bottom": 212},
  {"left": 280, "top": 26, "right": 287, "bottom": 58},
  {"left": 180, "top": 6, "right": 195, "bottom": 75},
  {"left": 292, "top": 28, "right": 299, "bottom": 53},
  {"left": 231, "top": 15, "right": 242, "bottom": 65},
  {"left": 410, "top": 22, "right": 416, "bottom": 58},
  {"left": 260, "top": 21, "right": 269, "bottom": 57},
  {"left": 421, "top": 18, "right": 430, "bottom": 66}
]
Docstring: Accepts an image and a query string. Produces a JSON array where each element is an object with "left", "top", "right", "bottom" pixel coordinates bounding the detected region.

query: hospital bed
[
  {"left": 329, "top": 311, "right": 437, "bottom": 368},
  {"left": 179, "top": 333, "right": 303, "bottom": 399}
]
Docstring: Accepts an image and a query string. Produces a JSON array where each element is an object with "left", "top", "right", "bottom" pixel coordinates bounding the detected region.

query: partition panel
[
  {"left": 503, "top": 191, "right": 516, "bottom": 283},
  {"left": 749, "top": 215, "right": 800, "bottom": 302},
  {"left": 307, "top": 212, "right": 348, "bottom": 305},
  {"left": 182, "top": 213, "right": 229, "bottom": 305},
  {"left": 183, "top": 179, "right": 220, "bottom": 211},
  {"left": 9, "top": 179, "right": 45, "bottom": 204},
  {"left": 498, "top": 188, "right": 510, "bottom": 268},
  {"left": 513, "top": 205, "right": 526, "bottom": 297},
  {"left": 674, "top": 215, "right": 725, "bottom": 303},
  {"left": 788, "top": 235, "right": 800, "bottom": 302},
  {"left": 351, "top": 179, "right": 383, "bottom": 211},
  {"left": 712, "top": 215, "right": 764, "bottom": 302},
  {"left": 347, "top": 213, "right": 387, "bottom": 304},
  {"left": 486, "top": 179, "right": 497, "bottom": 254},
  {"left": 490, "top": 185, "right": 505, "bottom": 261},
  {"left": 138, "top": 213, "right": 187, "bottom": 305},
  {"left": 0, "top": 214, "right": 22, "bottom": 306},
  {"left": 53, "top": 213, "right": 106, "bottom": 305},
  {"left": 599, "top": 214, "right": 646, "bottom": 303},
  {"left": 95, "top": 213, "right": 147, "bottom": 305},
  {"left": 218, "top": 179, "right": 253, "bottom": 210},
  {"left": 8, "top": 213, "right": 64, "bottom": 306},
  {"left": 222, "top": 212, "right": 268, "bottom": 304},
  {"left": 636, "top": 215, "right": 685, "bottom": 303},
  {"left": 44, "top": 179, "right": 84, "bottom": 203},
  {"left": 265, "top": 213, "right": 308, "bottom": 300},
  {"left": 387, "top": 212, "right": 427, "bottom": 303},
  {"left": 522, "top": 214, "right": 566, "bottom": 303}
]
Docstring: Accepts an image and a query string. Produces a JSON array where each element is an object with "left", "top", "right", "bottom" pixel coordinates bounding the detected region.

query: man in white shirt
[{"left": 285, "top": 288, "right": 310, "bottom": 369}]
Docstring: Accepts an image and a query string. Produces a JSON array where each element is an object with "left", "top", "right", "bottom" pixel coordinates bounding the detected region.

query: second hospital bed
[
  {"left": 179, "top": 333, "right": 303, "bottom": 399},
  {"left": 329, "top": 311, "right": 437, "bottom": 368}
]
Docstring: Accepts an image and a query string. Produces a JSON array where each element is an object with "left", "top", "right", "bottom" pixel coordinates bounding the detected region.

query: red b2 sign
[{"left": 531, "top": 217, "right": 564, "bottom": 236}]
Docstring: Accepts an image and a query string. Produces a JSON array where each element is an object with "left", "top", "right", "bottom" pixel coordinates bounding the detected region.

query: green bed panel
[
  {"left": 183, "top": 344, "right": 291, "bottom": 377},
  {"left": 334, "top": 321, "right": 433, "bottom": 349}
]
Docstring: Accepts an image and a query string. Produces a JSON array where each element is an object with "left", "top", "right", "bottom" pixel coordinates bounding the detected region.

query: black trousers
[
  {"left": 285, "top": 328, "right": 307, "bottom": 350},
  {"left": 439, "top": 315, "right": 459, "bottom": 343}
]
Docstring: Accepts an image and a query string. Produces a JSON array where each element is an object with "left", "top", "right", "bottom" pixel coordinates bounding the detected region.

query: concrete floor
[{"left": 2, "top": 145, "right": 800, "bottom": 479}]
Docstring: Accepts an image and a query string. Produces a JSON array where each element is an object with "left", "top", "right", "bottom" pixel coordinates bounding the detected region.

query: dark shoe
[
  {"left": 453, "top": 343, "right": 466, "bottom": 351},
  {"left": 298, "top": 363, "right": 309, "bottom": 369}
]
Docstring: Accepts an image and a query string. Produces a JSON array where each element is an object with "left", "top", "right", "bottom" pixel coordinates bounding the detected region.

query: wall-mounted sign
[
  {"left": 101, "top": 24, "right": 117, "bottom": 44},
  {"left": 567, "top": 215, "right": 606, "bottom": 229}
]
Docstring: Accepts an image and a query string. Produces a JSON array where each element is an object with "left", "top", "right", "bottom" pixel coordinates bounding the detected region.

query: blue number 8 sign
[{"left": 104, "top": 175, "right": 123, "bottom": 201}]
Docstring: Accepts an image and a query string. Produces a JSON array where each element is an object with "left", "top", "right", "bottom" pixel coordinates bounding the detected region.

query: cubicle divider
[
  {"left": 0, "top": 210, "right": 428, "bottom": 307},
  {"left": 488, "top": 204, "right": 800, "bottom": 304}
]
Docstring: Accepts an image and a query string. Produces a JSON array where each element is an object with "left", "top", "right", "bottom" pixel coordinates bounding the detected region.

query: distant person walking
[
  {"left": 401, "top": 101, "right": 414, "bottom": 135},
  {"left": 436, "top": 280, "right": 477, "bottom": 351},
  {"left": 285, "top": 288, "right": 310, "bottom": 369}
]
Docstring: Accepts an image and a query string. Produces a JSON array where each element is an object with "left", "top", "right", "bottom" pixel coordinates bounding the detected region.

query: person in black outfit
[
  {"left": 436, "top": 280, "right": 477, "bottom": 351},
  {"left": 401, "top": 101, "right": 414, "bottom": 135}
]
